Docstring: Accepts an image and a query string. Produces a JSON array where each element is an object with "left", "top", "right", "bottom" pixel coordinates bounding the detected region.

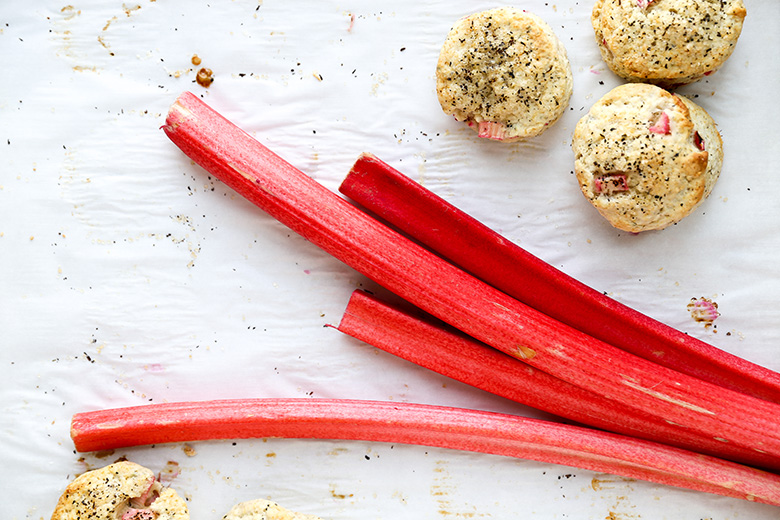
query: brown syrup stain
[
  {"left": 99, "top": 3, "right": 143, "bottom": 55},
  {"left": 590, "top": 476, "right": 641, "bottom": 519},
  {"left": 430, "top": 460, "right": 481, "bottom": 518},
  {"left": 329, "top": 484, "right": 354, "bottom": 500},
  {"left": 181, "top": 444, "right": 197, "bottom": 457}
]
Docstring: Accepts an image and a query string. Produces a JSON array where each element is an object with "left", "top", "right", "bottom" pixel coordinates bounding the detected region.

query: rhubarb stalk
[
  {"left": 70, "top": 399, "right": 780, "bottom": 506},
  {"left": 162, "top": 91, "right": 780, "bottom": 466},
  {"left": 336, "top": 289, "right": 780, "bottom": 471},
  {"left": 339, "top": 153, "right": 780, "bottom": 404}
]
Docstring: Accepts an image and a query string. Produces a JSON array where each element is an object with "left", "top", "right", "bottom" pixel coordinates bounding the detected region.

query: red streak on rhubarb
[
  {"left": 162, "top": 92, "right": 780, "bottom": 467},
  {"left": 337, "top": 289, "right": 780, "bottom": 471},
  {"left": 70, "top": 399, "right": 780, "bottom": 506},
  {"left": 339, "top": 153, "right": 780, "bottom": 404}
]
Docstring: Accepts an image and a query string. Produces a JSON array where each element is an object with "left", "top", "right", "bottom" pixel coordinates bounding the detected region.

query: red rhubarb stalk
[
  {"left": 336, "top": 289, "right": 780, "bottom": 471},
  {"left": 162, "top": 92, "right": 780, "bottom": 465},
  {"left": 70, "top": 399, "right": 780, "bottom": 506},
  {"left": 339, "top": 153, "right": 780, "bottom": 404}
]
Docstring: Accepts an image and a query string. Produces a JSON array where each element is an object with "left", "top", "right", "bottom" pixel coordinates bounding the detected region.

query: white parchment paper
[{"left": 2, "top": 1, "right": 779, "bottom": 518}]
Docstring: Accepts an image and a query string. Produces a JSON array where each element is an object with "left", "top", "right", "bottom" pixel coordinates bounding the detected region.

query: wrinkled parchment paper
[{"left": 2, "top": 1, "right": 779, "bottom": 518}]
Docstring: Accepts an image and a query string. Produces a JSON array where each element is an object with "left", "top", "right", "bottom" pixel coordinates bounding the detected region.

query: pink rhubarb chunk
[
  {"left": 477, "top": 121, "right": 510, "bottom": 141},
  {"left": 649, "top": 111, "right": 671, "bottom": 134},
  {"left": 594, "top": 174, "right": 629, "bottom": 194},
  {"left": 694, "top": 131, "right": 706, "bottom": 150},
  {"left": 122, "top": 510, "right": 156, "bottom": 520}
]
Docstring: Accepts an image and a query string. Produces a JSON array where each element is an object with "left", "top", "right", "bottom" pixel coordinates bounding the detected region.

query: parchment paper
[{"left": 2, "top": 1, "right": 779, "bottom": 518}]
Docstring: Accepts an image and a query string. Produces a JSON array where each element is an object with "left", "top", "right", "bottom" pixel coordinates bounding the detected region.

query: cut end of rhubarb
[
  {"left": 477, "top": 121, "right": 511, "bottom": 141},
  {"left": 162, "top": 94, "right": 195, "bottom": 135}
]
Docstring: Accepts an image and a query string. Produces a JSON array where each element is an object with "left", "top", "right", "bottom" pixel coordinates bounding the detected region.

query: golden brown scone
[
  {"left": 436, "top": 7, "right": 573, "bottom": 141},
  {"left": 222, "top": 499, "right": 323, "bottom": 520},
  {"left": 572, "top": 83, "right": 722, "bottom": 232},
  {"left": 592, "top": 0, "right": 746, "bottom": 88},
  {"left": 51, "top": 461, "right": 189, "bottom": 520}
]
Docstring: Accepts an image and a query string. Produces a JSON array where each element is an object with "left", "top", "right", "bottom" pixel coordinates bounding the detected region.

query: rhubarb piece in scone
[
  {"left": 222, "top": 499, "right": 323, "bottom": 520},
  {"left": 592, "top": 0, "right": 746, "bottom": 88},
  {"left": 572, "top": 83, "right": 722, "bottom": 232},
  {"left": 677, "top": 94, "right": 723, "bottom": 199},
  {"left": 435, "top": 7, "right": 573, "bottom": 141},
  {"left": 51, "top": 461, "right": 189, "bottom": 520}
]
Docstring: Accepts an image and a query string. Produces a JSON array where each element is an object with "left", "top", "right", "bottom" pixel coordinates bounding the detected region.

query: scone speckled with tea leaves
[
  {"left": 572, "top": 83, "right": 722, "bottom": 232},
  {"left": 436, "top": 7, "right": 573, "bottom": 142},
  {"left": 222, "top": 499, "right": 323, "bottom": 520},
  {"left": 592, "top": 0, "right": 746, "bottom": 88},
  {"left": 51, "top": 461, "right": 189, "bottom": 520}
]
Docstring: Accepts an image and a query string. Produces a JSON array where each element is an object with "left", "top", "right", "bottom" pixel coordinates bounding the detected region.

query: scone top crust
[
  {"left": 436, "top": 7, "right": 573, "bottom": 140},
  {"left": 592, "top": 0, "right": 746, "bottom": 87},
  {"left": 51, "top": 461, "right": 189, "bottom": 520},
  {"left": 222, "top": 499, "right": 323, "bottom": 520},
  {"left": 572, "top": 83, "right": 710, "bottom": 232}
]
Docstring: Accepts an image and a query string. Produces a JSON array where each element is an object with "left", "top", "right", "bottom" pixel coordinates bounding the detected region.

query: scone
[
  {"left": 222, "top": 499, "right": 323, "bottom": 520},
  {"left": 436, "top": 7, "right": 573, "bottom": 141},
  {"left": 677, "top": 94, "right": 723, "bottom": 198},
  {"left": 571, "top": 83, "right": 722, "bottom": 232},
  {"left": 51, "top": 461, "right": 189, "bottom": 520},
  {"left": 592, "top": 0, "right": 746, "bottom": 88}
]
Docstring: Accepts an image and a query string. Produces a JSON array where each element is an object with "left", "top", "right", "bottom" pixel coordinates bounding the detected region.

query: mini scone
[
  {"left": 436, "top": 7, "right": 573, "bottom": 141},
  {"left": 592, "top": 0, "right": 746, "bottom": 88},
  {"left": 572, "top": 83, "right": 722, "bottom": 232},
  {"left": 222, "top": 499, "right": 323, "bottom": 520},
  {"left": 51, "top": 461, "right": 189, "bottom": 520}
]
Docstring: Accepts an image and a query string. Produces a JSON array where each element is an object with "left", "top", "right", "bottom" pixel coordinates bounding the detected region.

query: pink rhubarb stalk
[
  {"left": 162, "top": 91, "right": 780, "bottom": 466},
  {"left": 336, "top": 289, "right": 780, "bottom": 471},
  {"left": 70, "top": 399, "right": 780, "bottom": 506},
  {"left": 338, "top": 153, "right": 780, "bottom": 404}
]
